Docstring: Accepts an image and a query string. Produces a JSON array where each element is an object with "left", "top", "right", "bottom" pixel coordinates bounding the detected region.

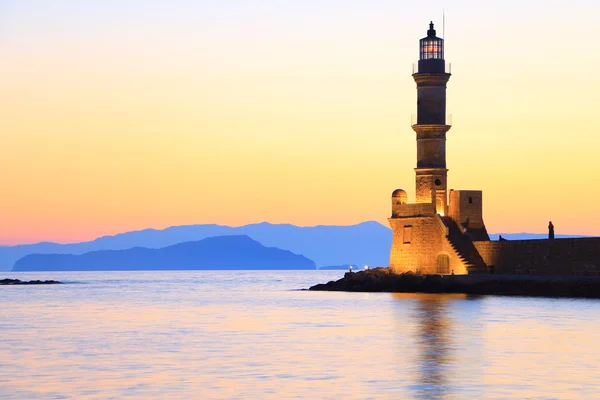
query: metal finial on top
[{"left": 428, "top": 22, "right": 436, "bottom": 37}]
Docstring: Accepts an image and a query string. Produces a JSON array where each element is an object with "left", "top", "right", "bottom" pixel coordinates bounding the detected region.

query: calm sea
[{"left": 2, "top": 270, "right": 600, "bottom": 399}]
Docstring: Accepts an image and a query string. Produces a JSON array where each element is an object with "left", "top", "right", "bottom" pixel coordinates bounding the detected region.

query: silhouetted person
[
  {"left": 548, "top": 221, "right": 555, "bottom": 240},
  {"left": 499, "top": 235, "right": 506, "bottom": 241}
]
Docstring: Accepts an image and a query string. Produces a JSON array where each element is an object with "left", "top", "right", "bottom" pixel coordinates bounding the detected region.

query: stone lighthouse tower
[
  {"left": 388, "top": 22, "right": 489, "bottom": 275},
  {"left": 413, "top": 22, "right": 451, "bottom": 214}
]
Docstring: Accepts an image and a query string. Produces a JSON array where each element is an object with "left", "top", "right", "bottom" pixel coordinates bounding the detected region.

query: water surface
[{"left": 2, "top": 270, "right": 599, "bottom": 399}]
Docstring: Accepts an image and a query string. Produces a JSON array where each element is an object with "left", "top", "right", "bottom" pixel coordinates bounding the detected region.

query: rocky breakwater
[
  {"left": 1, "top": 278, "right": 61, "bottom": 285},
  {"left": 309, "top": 268, "right": 600, "bottom": 298}
]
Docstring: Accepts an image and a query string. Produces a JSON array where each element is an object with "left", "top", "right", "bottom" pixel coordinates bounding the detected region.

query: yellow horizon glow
[{"left": 1, "top": 2, "right": 600, "bottom": 244}]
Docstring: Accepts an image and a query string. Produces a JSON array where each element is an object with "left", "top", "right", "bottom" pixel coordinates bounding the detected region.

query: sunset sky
[{"left": 1, "top": 1, "right": 600, "bottom": 244}]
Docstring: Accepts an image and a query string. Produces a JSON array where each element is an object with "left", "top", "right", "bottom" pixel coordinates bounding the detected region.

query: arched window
[{"left": 436, "top": 197, "right": 444, "bottom": 215}]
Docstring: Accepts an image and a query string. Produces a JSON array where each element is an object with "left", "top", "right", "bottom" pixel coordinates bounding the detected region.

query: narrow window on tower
[
  {"left": 403, "top": 225, "right": 413, "bottom": 244},
  {"left": 469, "top": 197, "right": 473, "bottom": 204}
]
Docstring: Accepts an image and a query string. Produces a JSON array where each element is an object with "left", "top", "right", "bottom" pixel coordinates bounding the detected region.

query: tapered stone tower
[
  {"left": 413, "top": 22, "right": 451, "bottom": 214},
  {"left": 388, "top": 22, "right": 489, "bottom": 275}
]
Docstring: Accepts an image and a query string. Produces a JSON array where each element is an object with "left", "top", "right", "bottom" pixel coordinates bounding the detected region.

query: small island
[
  {"left": 309, "top": 268, "right": 600, "bottom": 298},
  {"left": 1, "top": 278, "right": 62, "bottom": 285}
]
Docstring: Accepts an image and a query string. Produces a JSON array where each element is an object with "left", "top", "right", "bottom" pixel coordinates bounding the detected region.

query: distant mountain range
[
  {"left": 13, "top": 235, "right": 315, "bottom": 271},
  {"left": 2, "top": 221, "right": 592, "bottom": 272},
  {"left": 3, "top": 221, "right": 392, "bottom": 271}
]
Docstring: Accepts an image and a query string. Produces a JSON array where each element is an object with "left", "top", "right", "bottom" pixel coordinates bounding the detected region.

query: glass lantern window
[{"left": 420, "top": 38, "right": 444, "bottom": 60}]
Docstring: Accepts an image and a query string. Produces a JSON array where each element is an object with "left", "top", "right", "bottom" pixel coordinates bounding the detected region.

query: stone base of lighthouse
[
  {"left": 389, "top": 190, "right": 489, "bottom": 275},
  {"left": 389, "top": 215, "right": 468, "bottom": 275}
]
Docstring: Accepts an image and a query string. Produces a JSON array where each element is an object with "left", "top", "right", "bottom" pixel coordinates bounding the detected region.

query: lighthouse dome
[{"left": 392, "top": 189, "right": 408, "bottom": 205}]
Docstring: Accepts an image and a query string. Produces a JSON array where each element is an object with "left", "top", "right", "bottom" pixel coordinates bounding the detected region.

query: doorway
[{"left": 436, "top": 254, "right": 450, "bottom": 274}]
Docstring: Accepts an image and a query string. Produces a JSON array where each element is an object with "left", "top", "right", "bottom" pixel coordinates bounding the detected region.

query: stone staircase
[
  {"left": 448, "top": 240, "right": 476, "bottom": 271},
  {"left": 442, "top": 217, "right": 487, "bottom": 273}
]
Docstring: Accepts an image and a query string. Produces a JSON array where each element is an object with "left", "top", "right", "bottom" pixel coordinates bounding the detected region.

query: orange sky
[{"left": 1, "top": 2, "right": 600, "bottom": 244}]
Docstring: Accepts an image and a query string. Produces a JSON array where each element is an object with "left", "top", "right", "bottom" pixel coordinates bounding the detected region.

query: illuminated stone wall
[
  {"left": 415, "top": 176, "right": 434, "bottom": 203},
  {"left": 413, "top": 125, "right": 450, "bottom": 205},
  {"left": 448, "top": 190, "right": 484, "bottom": 229},
  {"left": 392, "top": 202, "right": 436, "bottom": 218},
  {"left": 389, "top": 215, "right": 469, "bottom": 275},
  {"left": 473, "top": 238, "right": 600, "bottom": 276},
  {"left": 415, "top": 174, "right": 448, "bottom": 204}
]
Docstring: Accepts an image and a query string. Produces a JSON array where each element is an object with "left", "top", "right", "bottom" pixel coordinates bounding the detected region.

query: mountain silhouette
[
  {"left": 3, "top": 221, "right": 587, "bottom": 272},
  {"left": 12, "top": 235, "right": 316, "bottom": 271},
  {"left": 0, "top": 221, "right": 392, "bottom": 271}
]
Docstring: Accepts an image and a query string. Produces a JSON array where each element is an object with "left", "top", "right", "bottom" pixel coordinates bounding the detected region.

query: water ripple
[{"left": 1, "top": 270, "right": 600, "bottom": 399}]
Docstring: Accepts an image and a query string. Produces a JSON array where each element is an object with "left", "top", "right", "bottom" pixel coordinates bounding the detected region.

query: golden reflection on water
[{"left": 392, "top": 294, "right": 469, "bottom": 400}]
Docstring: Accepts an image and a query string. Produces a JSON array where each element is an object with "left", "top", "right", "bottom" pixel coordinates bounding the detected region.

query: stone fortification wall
[
  {"left": 392, "top": 202, "right": 436, "bottom": 218},
  {"left": 473, "top": 238, "right": 600, "bottom": 276},
  {"left": 448, "top": 190, "right": 484, "bottom": 229},
  {"left": 389, "top": 215, "right": 469, "bottom": 275}
]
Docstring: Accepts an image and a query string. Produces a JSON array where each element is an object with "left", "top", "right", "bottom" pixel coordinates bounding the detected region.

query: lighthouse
[
  {"left": 388, "top": 22, "right": 489, "bottom": 275},
  {"left": 413, "top": 22, "right": 451, "bottom": 215},
  {"left": 379, "top": 22, "right": 600, "bottom": 278}
]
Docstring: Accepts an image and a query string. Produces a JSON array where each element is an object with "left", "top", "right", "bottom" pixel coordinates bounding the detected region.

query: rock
[
  {"left": 307, "top": 270, "right": 600, "bottom": 298},
  {"left": 422, "top": 274, "right": 446, "bottom": 293},
  {"left": 0, "top": 278, "right": 61, "bottom": 285}
]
